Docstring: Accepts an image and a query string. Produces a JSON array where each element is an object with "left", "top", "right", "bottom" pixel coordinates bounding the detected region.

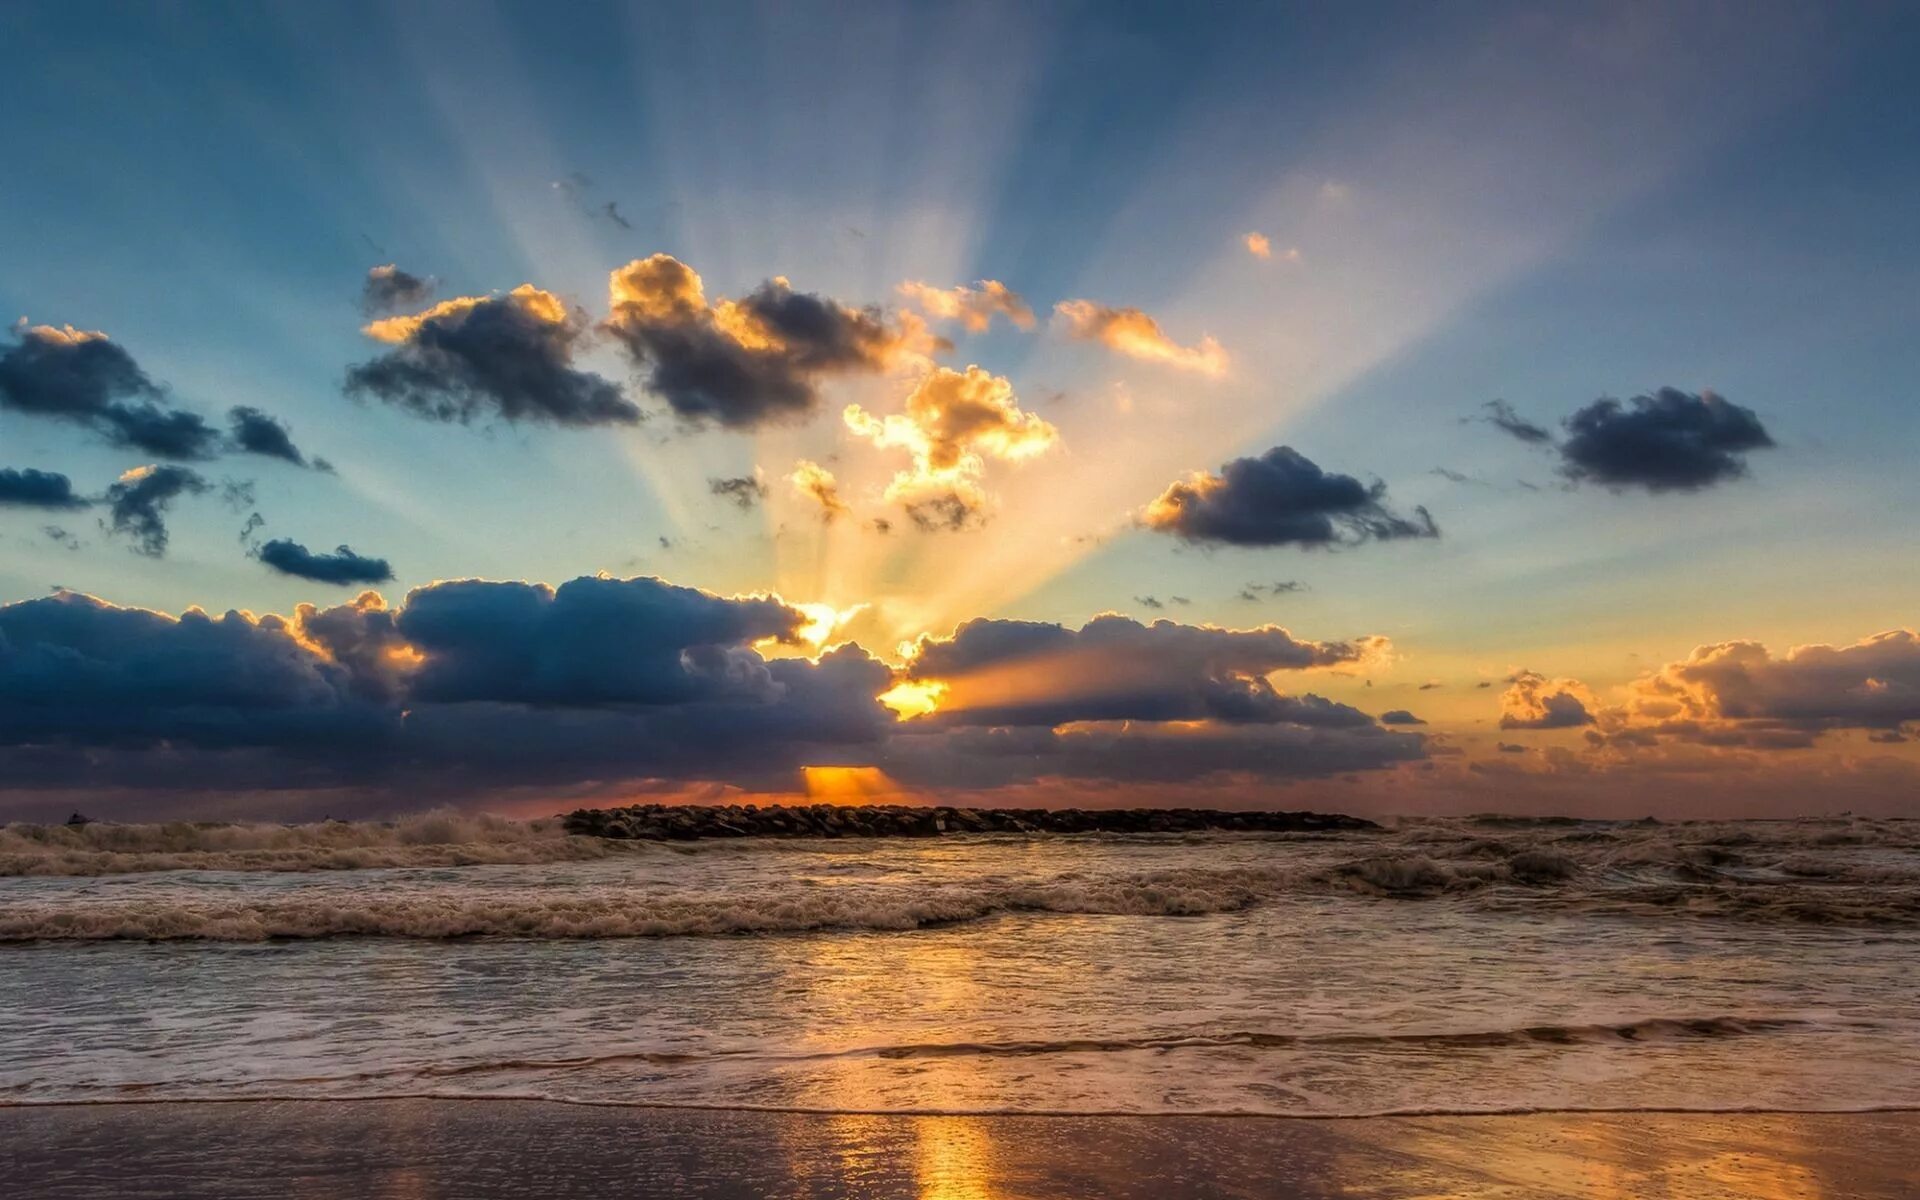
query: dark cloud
[
  {"left": 0, "top": 577, "right": 896, "bottom": 801},
  {"left": 902, "top": 613, "right": 1379, "bottom": 729},
  {"left": 0, "top": 324, "right": 221, "bottom": 459},
  {"left": 708, "top": 475, "right": 768, "bottom": 510},
  {"left": 1497, "top": 742, "right": 1528, "bottom": 753},
  {"left": 0, "top": 468, "right": 87, "bottom": 509},
  {"left": 102, "top": 465, "right": 209, "bottom": 557},
  {"left": 227, "top": 406, "right": 321, "bottom": 467},
  {"left": 1476, "top": 400, "right": 1553, "bottom": 444},
  {"left": 904, "top": 491, "right": 986, "bottom": 532},
  {"left": 360, "top": 264, "right": 436, "bottom": 316},
  {"left": 0, "top": 591, "right": 393, "bottom": 754},
  {"left": 394, "top": 575, "right": 805, "bottom": 707},
  {"left": 1134, "top": 596, "right": 1165, "bottom": 610},
  {"left": 347, "top": 287, "right": 641, "bottom": 427},
  {"left": 41, "top": 525, "right": 81, "bottom": 551},
  {"left": 97, "top": 402, "right": 223, "bottom": 459},
  {"left": 1379, "top": 710, "right": 1427, "bottom": 725},
  {"left": 258, "top": 540, "right": 395, "bottom": 586},
  {"left": 1144, "top": 446, "right": 1437, "bottom": 548},
  {"left": 1559, "top": 388, "right": 1773, "bottom": 492},
  {"left": 604, "top": 254, "right": 931, "bottom": 429},
  {"left": 1238, "top": 580, "right": 1305, "bottom": 602}
]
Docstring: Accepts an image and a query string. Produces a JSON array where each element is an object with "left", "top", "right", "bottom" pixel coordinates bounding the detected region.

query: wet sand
[{"left": 3, "top": 1102, "right": 1916, "bottom": 1199}]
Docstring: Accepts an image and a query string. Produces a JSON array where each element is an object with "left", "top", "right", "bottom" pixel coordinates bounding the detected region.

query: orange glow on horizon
[{"left": 801, "top": 764, "right": 912, "bottom": 804}]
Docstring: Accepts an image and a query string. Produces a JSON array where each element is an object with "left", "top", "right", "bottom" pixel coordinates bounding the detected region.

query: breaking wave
[{"left": 0, "top": 810, "right": 636, "bottom": 876}]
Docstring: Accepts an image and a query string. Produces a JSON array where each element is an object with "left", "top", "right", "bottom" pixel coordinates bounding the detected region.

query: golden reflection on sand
[{"left": 1344, "top": 1112, "right": 1858, "bottom": 1200}]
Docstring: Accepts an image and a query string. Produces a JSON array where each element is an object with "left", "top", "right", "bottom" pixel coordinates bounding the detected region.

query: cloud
[
  {"left": 1238, "top": 580, "right": 1306, "bottom": 602},
  {"left": 1144, "top": 446, "right": 1438, "bottom": 548},
  {"left": 1244, "top": 232, "right": 1271, "bottom": 259},
  {"left": 102, "top": 465, "right": 210, "bottom": 557},
  {"left": 1476, "top": 399, "right": 1554, "bottom": 445},
  {"left": 1499, "top": 670, "right": 1597, "bottom": 729},
  {"left": 349, "top": 285, "right": 639, "bottom": 426},
  {"left": 845, "top": 365, "right": 1057, "bottom": 526},
  {"left": 0, "top": 323, "right": 222, "bottom": 459},
  {"left": 1614, "top": 629, "right": 1920, "bottom": 740},
  {"left": 360, "top": 264, "right": 436, "bottom": 316},
  {"left": 1559, "top": 388, "right": 1774, "bottom": 491},
  {"left": 904, "top": 491, "right": 986, "bottom": 532},
  {"left": 708, "top": 474, "right": 769, "bottom": 511},
  {"left": 0, "top": 467, "right": 87, "bottom": 509},
  {"left": 1053, "top": 300, "right": 1228, "bottom": 376},
  {"left": 0, "top": 575, "right": 1441, "bottom": 809},
  {"left": 1379, "top": 709, "right": 1427, "bottom": 725},
  {"left": 0, "top": 577, "right": 900, "bottom": 802},
  {"left": 226, "top": 406, "right": 326, "bottom": 469},
  {"left": 899, "top": 613, "right": 1382, "bottom": 728},
  {"left": 898, "top": 280, "right": 1034, "bottom": 333},
  {"left": 0, "top": 320, "right": 230, "bottom": 460},
  {"left": 257, "top": 540, "right": 395, "bottom": 586},
  {"left": 605, "top": 254, "right": 936, "bottom": 429},
  {"left": 789, "top": 460, "right": 850, "bottom": 522}
]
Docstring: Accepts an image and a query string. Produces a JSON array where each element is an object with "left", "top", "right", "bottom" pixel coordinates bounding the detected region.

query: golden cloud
[
  {"left": 1052, "top": 299, "right": 1228, "bottom": 376},
  {"left": 361, "top": 284, "right": 571, "bottom": 345},
  {"left": 897, "top": 279, "right": 1035, "bottom": 333},
  {"left": 789, "top": 459, "right": 850, "bottom": 522},
  {"left": 844, "top": 365, "right": 1057, "bottom": 526}
]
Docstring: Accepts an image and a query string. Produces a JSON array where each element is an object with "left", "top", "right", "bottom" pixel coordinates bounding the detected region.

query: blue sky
[{"left": 2, "top": 2, "right": 1918, "bottom": 817}]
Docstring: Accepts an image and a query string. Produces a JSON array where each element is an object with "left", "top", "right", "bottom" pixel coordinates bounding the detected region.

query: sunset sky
[{"left": 3, "top": 2, "right": 1918, "bottom": 819}]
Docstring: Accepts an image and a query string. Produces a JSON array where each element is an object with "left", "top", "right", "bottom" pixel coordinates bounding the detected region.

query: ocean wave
[
  {"left": 0, "top": 865, "right": 1299, "bottom": 941},
  {"left": 0, "top": 810, "right": 639, "bottom": 876}
]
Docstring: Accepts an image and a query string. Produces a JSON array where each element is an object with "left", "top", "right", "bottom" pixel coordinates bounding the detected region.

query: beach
[
  {"left": 6, "top": 816, "right": 1919, "bottom": 1196},
  {"left": 5, "top": 1101, "right": 1916, "bottom": 1198}
]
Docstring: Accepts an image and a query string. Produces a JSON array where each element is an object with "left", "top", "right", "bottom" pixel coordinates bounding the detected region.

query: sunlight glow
[{"left": 878, "top": 679, "right": 947, "bottom": 719}]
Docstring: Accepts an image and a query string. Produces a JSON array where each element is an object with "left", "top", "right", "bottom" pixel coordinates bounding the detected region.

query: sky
[{"left": 2, "top": 1, "right": 1918, "bottom": 821}]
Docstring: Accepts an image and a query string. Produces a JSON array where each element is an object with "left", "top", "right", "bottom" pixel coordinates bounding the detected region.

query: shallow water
[{"left": 3, "top": 816, "right": 1918, "bottom": 1117}]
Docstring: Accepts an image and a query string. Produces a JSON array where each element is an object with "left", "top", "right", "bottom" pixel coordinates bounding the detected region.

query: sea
[{"left": 2, "top": 812, "right": 1917, "bottom": 1119}]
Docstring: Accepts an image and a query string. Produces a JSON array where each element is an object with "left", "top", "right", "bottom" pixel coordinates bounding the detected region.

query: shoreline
[{"left": 4, "top": 1098, "right": 1915, "bottom": 1199}]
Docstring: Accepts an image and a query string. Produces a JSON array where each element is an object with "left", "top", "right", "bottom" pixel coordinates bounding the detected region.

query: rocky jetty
[{"left": 561, "top": 803, "right": 1377, "bottom": 841}]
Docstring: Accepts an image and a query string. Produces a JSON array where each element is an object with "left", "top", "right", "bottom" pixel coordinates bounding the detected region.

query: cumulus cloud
[
  {"left": 0, "top": 579, "right": 903, "bottom": 804},
  {"left": 709, "top": 474, "right": 769, "bottom": 511},
  {"left": 102, "top": 465, "right": 209, "bottom": 557},
  {"left": 1053, "top": 300, "right": 1228, "bottom": 376},
  {"left": 605, "top": 254, "right": 937, "bottom": 429},
  {"left": 349, "top": 285, "right": 639, "bottom": 426},
  {"left": 898, "top": 280, "right": 1034, "bottom": 333},
  {"left": 0, "top": 467, "right": 87, "bottom": 509},
  {"left": 845, "top": 365, "right": 1057, "bottom": 528},
  {"left": 0, "top": 322, "right": 221, "bottom": 459},
  {"left": 1558, "top": 388, "right": 1773, "bottom": 491},
  {"left": 257, "top": 540, "right": 395, "bottom": 586},
  {"left": 1499, "top": 671, "right": 1597, "bottom": 730},
  {"left": 1614, "top": 630, "right": 1920, "bottom": 741},
  {"left": 899, "top": 613, "right": 1382, "bottom": 728},
  {"left": 1144, "top": 445, "right": 1438, "bottom": 549},
  {"left": 789, "top": 460, "right": 850, "bottom": 522},
  {"left": 360, "top": 264, "right": 436, "bottom": 316}
]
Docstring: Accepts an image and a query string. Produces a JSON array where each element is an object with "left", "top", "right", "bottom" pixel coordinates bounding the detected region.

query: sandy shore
[{"left": 3, "top": 1101, "right": 1916, "bottom": 1198}]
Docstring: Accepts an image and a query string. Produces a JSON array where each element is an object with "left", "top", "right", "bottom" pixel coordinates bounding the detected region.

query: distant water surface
[{"left": 2, "top": 815, "right": 1917, "bottom": 1117}]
